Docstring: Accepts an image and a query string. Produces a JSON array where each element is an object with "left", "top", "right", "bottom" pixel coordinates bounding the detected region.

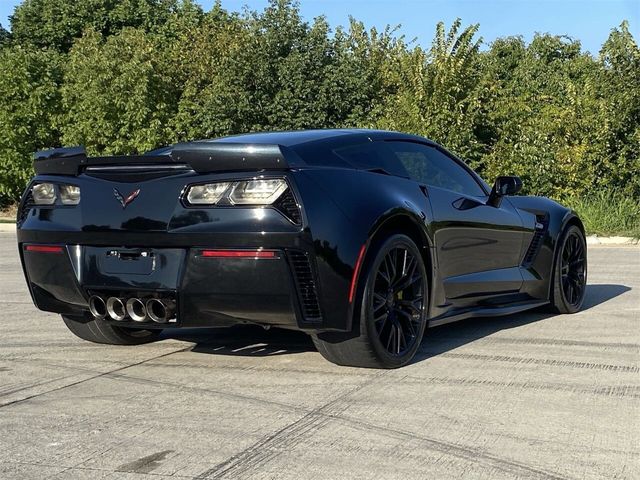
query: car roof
[
  {"left": 200, "top": 129, "right": 430, "bottom": 147},
  {"left": 145, "top": 129, "right": 435, "bottom": 156}
]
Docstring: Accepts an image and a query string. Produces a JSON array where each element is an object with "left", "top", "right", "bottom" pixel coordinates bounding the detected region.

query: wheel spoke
[
  {"left": 395, "top": 323, "right": 404, "bottom": 354},
  {"left": 386, "top": 323, "right": 395, "bottom": 352},
  {"left": 375, "top": 313, "right": 389, "bottom": 335},
  {"left": 388, "top": 249, "right": 398, "bottom": 284},
  {"left": 397, "top": 298, "right": 422, "bottom": 314},
  {"left": 395, "top": 308, "right": 418, "bottom": 337},
  {"left": 373, "top": 292, "right": 387, "bottom": 312}
]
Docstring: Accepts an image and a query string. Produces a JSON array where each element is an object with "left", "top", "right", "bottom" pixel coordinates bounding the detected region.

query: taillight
[
  {"left": 31, "top": 183, "right": 57, "bottom": 205},
  {"left": 59, "top": 185, "right": 81, "bottom": 205},
  {"left": 185, "top": 178, "right": 288, "bottom": 206},
  {"left": 24, "top": 245, "right": 64, "bottom": 253},
  {"left": 199, "top": 249, "right": 277, "bottom": 259},
  {"left": 31, "top": 183, "right": 81, "bottom": 206}
]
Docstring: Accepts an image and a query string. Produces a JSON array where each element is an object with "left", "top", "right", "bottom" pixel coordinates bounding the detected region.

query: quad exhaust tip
[
  {"left": 146, "top": 298, "right": 170, "bottom": 323},
  {"left": 106, "top": 297, "right": 127, "bottom": 321},
  {"left": 126, "top": 298, "right": 147, "bottom": 322},
  {"left": 88, "top": 295, "right": 107, "bottom": 319},
  {"left": 91, "top": 295, "right": 174, "bottom": 323}
]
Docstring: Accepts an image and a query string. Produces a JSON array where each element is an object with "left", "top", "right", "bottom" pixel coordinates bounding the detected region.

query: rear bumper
[{"left": 19, "top": 240, "right": 325, "bottom": 331}]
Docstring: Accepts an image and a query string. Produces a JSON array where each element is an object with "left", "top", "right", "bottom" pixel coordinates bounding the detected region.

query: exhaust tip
[
  {"left": 126, "top": 298, "right": 147, "bottom": 322},
  {"left": 146, "top": 298, "right": 169, "bottom": 323},
  {"left": 106, "top": 297, "right": 127, "bottom": 321},
  {"left": 88, "top": 295, "right": 106, "bottom": 319}
]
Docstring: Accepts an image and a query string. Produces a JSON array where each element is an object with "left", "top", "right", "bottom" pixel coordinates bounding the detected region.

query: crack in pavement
[
  {"left": 0, "top": 346, "right": 192, "bottom": 410},
  {"left": 194, "top": 372, "right": 386, "bottom": 479},
  {"left": 193, "top": 372, "right": 570, "bottom": 480}
]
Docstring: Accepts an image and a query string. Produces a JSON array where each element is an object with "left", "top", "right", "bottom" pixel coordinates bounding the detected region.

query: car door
[{"left": 386, "top": 141, "right": 527, "bottom": 304}]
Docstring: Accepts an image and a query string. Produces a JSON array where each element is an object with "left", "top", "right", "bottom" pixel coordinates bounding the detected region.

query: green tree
[
  {"left": 479, "top": 34, "right": 600, "bottom": 198},
  {"left": 60, "top": 28, "right": 174, "bottom": 154},
  {"left": 0, "top": 0, "right": 638, "bottom": 212},
  {"left": 0, "top": 24, "right": 10, "bottom": 46},
  {"left": 168, "top": 0, "right": 364, "bottom": 140},
  {"left": 0, "top": 46, "right": 62, "bottom": 205},
  {"left": 332, "top": 19, "right": 409, "bottom": 127},
  {"left": 225, "top": 0, "right": 349, "bottom": 131},
  {"left": 10, "top": 0, "right": 187, "bottom": 52},
  {"left": 374, "top": 20, "right": 484, "bottom": 166},
  {"left": 592, "top": 21, "right": 640, "bottom": 197}
]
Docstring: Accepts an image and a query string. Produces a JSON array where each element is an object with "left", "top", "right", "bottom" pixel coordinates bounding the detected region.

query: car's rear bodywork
[{"left": 17, "top": 129, "right": 583, "bottom": 336}]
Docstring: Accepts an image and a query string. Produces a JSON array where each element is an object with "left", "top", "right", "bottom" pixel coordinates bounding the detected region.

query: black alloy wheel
[
  {"left": 371, "top": 245, "right": 425, "bottom": 357},
  {"left": 560, "top": 230, "right": 587, "bottom": 307},
  {"left": 551, "top": 225, "right": 587, "bottom": 314}
]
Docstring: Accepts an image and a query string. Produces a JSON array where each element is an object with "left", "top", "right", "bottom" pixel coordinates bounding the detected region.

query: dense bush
[{"left": 0, "top": 0, "right": 638, "bottom": 212}]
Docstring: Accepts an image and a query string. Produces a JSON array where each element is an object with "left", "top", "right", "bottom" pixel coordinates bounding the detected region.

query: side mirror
[{"left": 488, "top": 176, "right": 522, "bottom": 207}]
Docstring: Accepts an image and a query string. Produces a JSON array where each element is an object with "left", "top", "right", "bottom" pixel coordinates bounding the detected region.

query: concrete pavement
[{"left": 0, "top": 232, "right": 638, "bottom": 479}]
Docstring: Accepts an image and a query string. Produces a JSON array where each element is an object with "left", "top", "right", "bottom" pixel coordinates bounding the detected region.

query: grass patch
[
  {"left": 0, "top": 204, "right": 16, "bottom": 223},
  {"left": 566, "top": 190, "right": 640, "bottom": 238}
]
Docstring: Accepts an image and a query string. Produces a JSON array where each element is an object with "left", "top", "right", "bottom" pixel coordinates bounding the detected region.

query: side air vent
[
  {"left": 287, "top": 250, "right": 322, "bottom": 323},
  {"left": 522, "top": 214, "right": 549, "bottom": 266},
  {"left": 274, "top": 188, "right": 302, "bottom": 225},
  {"left": 17, "top": 190, "right": 34, "bottom": 225}
]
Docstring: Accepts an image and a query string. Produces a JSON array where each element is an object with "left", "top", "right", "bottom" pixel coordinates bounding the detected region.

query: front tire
[
  {"left": 313, "top": 234, "right": 428, "bottom": 368},
  {"left": 62, "top": 314, "right": 162, "bottom": 345},
  {"left": 550, "top": 224, "right": 587, "bottom": 313}
]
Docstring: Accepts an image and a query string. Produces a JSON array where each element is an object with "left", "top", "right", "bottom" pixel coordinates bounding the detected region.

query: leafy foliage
[
  {"left": 9, "top": 0, "right": 189, "bottom": 52},
  {"left": 0, "top": 0, "right": 638, "bottom": 217},
  {"left": 0, "top": 24, "right": 10, "bottom": 45},
  {"left": 375, "top": 20, "right": 484, "bottom": 166},
  {"left": 0, "top": 46, "right": 62, "bottom": 202},
  {"left": 60, "top": 28, "right": 175, "bottom": 154}
]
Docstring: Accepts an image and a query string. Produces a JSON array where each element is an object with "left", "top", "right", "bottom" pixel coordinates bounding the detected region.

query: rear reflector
[
  {"left": 200, "top": 249, "right": 277, "bottom": 258},
  {"left": 348, "top": 244, "right": 367, "bottom": 303},
  {"left": 25, "top": 245, "right": 64, "bottom": 253}
]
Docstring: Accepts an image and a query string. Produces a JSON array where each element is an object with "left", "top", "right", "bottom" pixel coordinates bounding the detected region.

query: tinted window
[
  {"left": 292, "top": 142, "right": 351, "bottom": 168},
  {"left": 332, "top": 142, "right": 410, "bottom": 178},
  {"left": 387, "top": 142, "right": 485, "bottom": 196}
]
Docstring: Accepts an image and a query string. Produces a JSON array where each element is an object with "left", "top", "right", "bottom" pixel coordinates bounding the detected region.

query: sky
[{"left": 0, "top": 0, "right": 638, "bottom": 55}]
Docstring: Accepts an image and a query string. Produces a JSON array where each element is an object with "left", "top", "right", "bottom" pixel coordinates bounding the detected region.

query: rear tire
[
  {"left": 313, "top": 234, "right": 428, "bottom": 368},
  {"left": 62, "top": 314, "right": 162, "bottom": 345},
  {"left": 550, "top": 224, "right": 587, "bottom": 314}
]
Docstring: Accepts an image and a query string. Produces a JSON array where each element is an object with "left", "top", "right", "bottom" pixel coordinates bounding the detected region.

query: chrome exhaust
[
  {"left": 106, "top": 297, "right": 127, "bottom": 321},
  {"left": 126, "top": 298, "right": 147, "bottom": 322},
  {"left": 88, "top": 295, "right": 107, "bottom": 319},
  {"left": 146, "top": 298, "right": 174, "bottom": 323}
]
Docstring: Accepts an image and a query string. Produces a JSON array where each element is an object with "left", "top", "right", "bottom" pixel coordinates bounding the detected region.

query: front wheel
[
  {"left": 313, "top": 234, "right": 428, "bottom": 368},
  {"left": 550, "top": 225, "right": 587, "bottom": 313},
  {"left": 62, "top": 314, "right": 162, "bottom": 345}
]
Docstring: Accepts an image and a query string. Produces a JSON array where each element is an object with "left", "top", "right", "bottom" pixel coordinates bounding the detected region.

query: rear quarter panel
[{"left": 292, "top": 168, "right": 433, "bottom": 330}]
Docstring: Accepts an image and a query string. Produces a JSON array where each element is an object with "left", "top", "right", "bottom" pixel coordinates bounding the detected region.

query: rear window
[
  {"left": 293, "top": 140, "right": 409, "bottom": 177},
  {"left": 332, "top": 143, "right": 409, "bottom": 177}
]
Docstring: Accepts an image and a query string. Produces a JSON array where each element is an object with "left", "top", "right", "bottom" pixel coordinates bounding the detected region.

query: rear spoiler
[{"left": 33, "top": 142, "right": 297, "bottom": 175}]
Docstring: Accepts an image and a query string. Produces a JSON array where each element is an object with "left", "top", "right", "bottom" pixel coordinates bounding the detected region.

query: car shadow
[
  {"left": 163, "top": 324, "right": 314, "bottom": 357},
  {"left": 161, "top": 283, "right": 630, "bottom": 361}
]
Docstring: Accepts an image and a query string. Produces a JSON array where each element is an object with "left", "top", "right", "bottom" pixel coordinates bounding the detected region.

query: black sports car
[{"left": 16, "top": 129, "right": 587, "bottom": 368}]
